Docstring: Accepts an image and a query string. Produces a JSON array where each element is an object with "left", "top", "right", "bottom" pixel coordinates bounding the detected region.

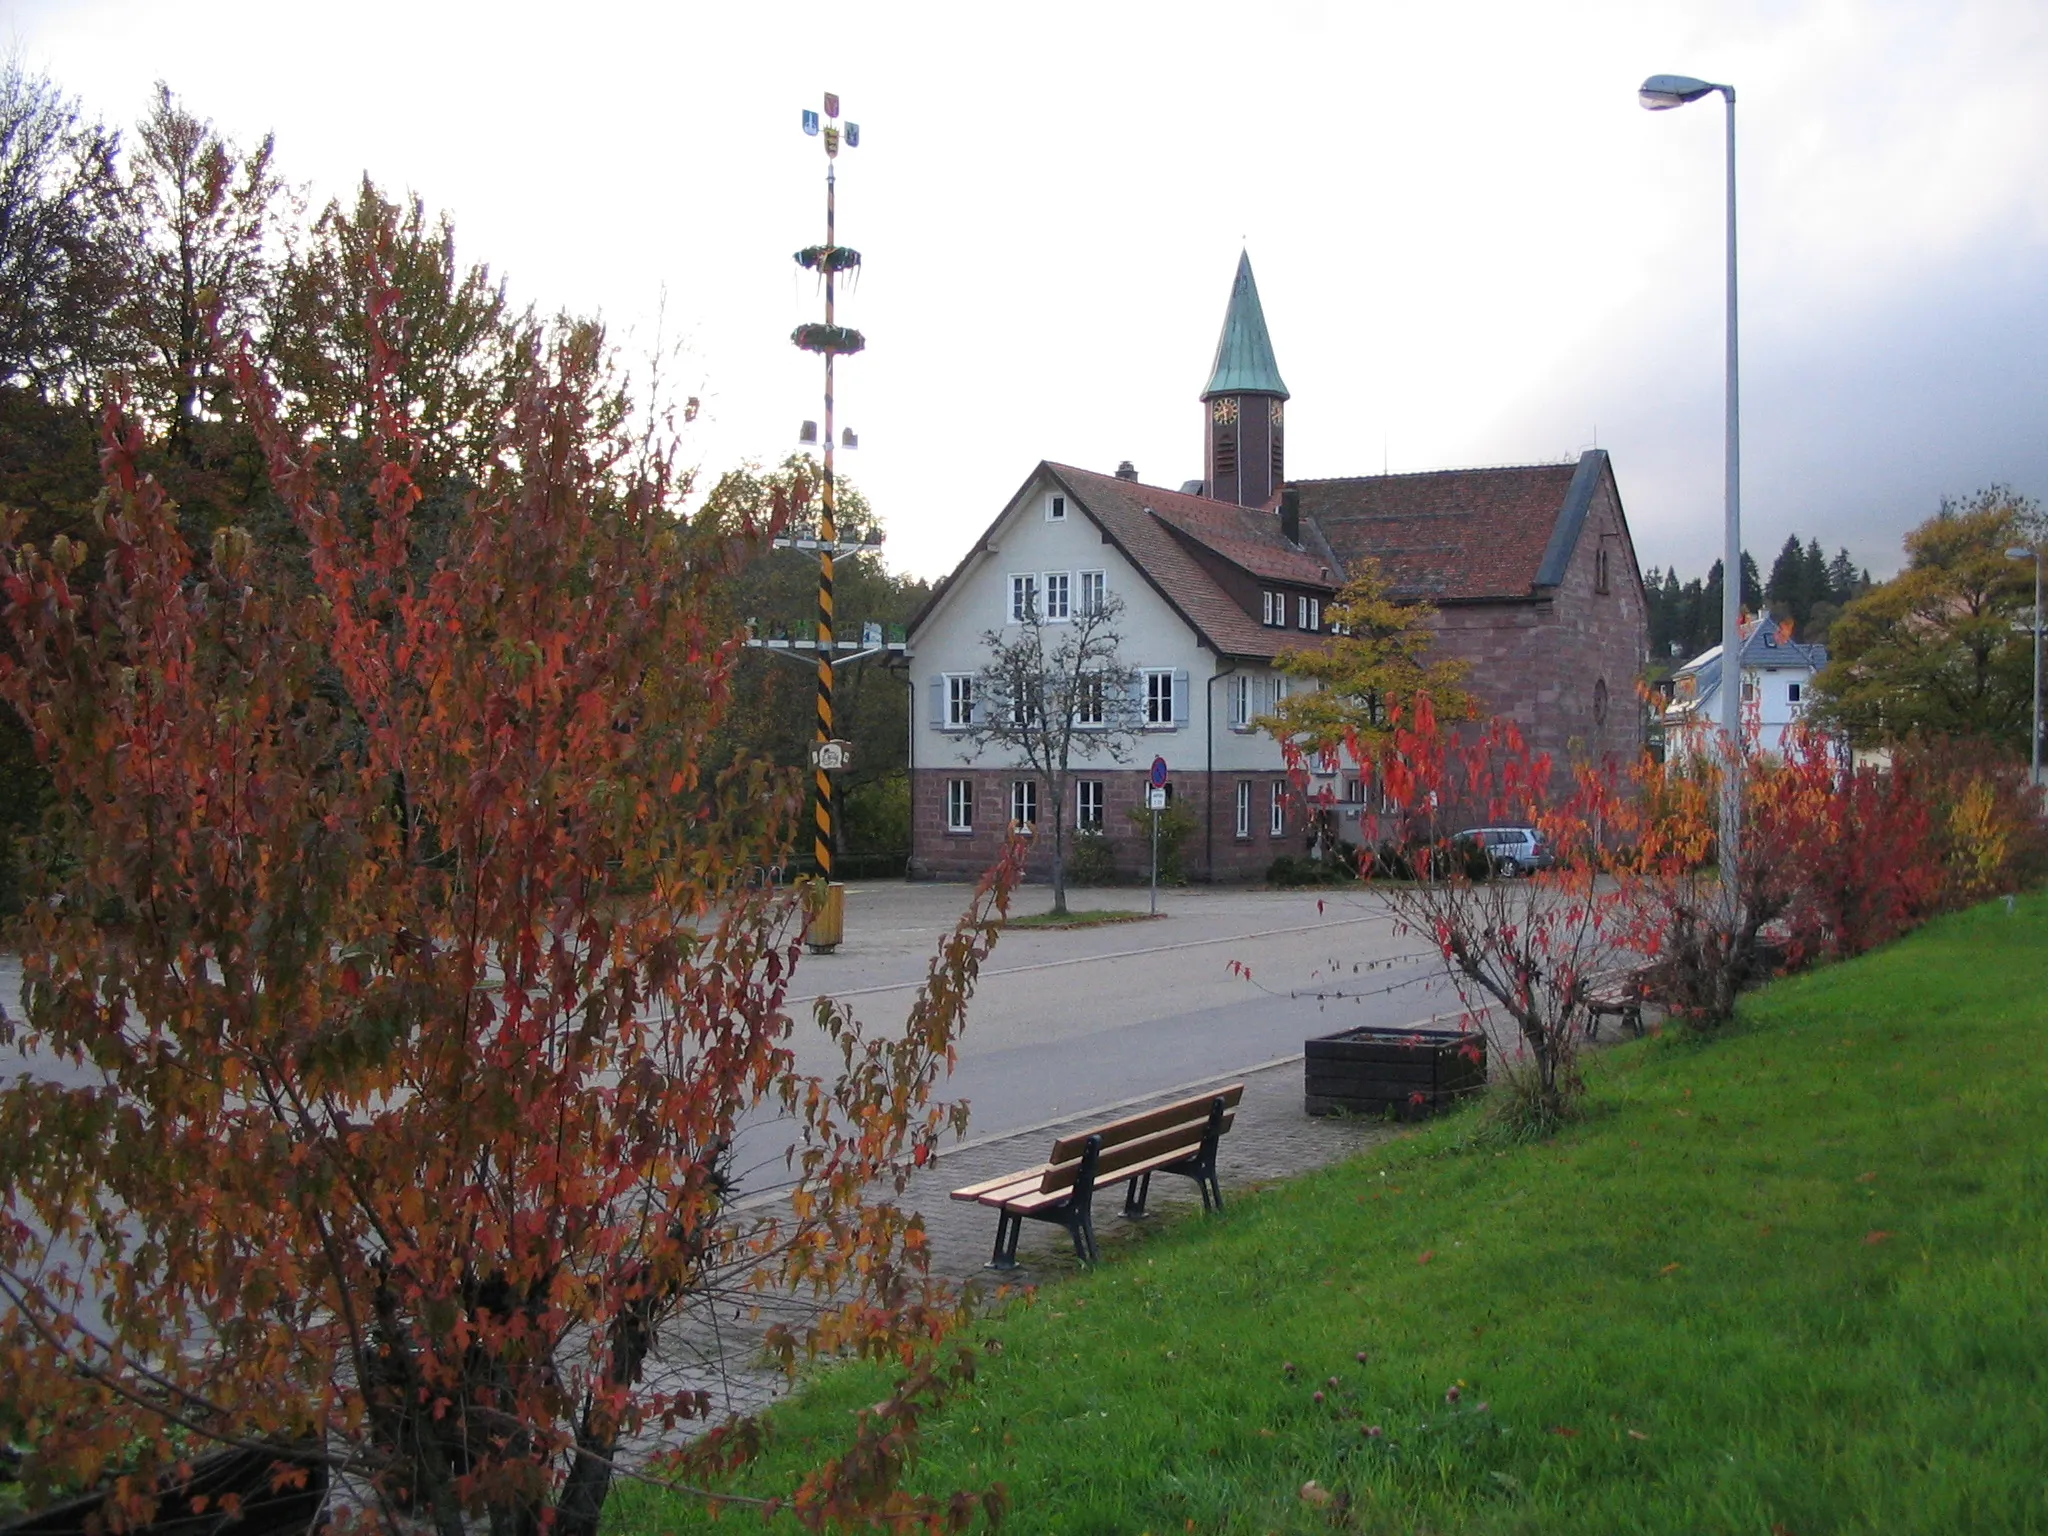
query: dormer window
[
  {"left": 1297, "top": 596, "right": 1320, "bottom": 632},
  {"left": 1047, "top": 494, "right": 1067, "bottom": 522}
]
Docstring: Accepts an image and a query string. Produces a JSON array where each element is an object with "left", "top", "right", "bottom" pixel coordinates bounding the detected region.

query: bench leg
[
  {"left": 985, "top": 1210, "right": 1020, "bottom": 1271},
  {"left": 1061, "top": 1201, "right": 1097, "bottom": 1265},
  {"left": 1625, "top": 1003, "right": 1644, "bottom": 1038},
  {"left": 1123, "top": 1171, "right": 1153, "bottom": 1219}
]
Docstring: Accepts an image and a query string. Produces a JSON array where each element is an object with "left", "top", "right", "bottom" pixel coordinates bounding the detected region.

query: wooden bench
[
  {"left": 948, "top": 1085, "right": 1243, "bottom": 1269},
  {"left": 1580, "top": 967, "right": 1649, "bottom": 1040}
]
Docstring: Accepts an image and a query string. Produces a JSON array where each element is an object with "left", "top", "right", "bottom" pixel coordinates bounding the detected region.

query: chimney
[
  {"left": 1115, "top": 460, "right": 1139, "bottom": 482},
  {"left": 1279, "top": 487, "right": 1300, "bottom": 545}
]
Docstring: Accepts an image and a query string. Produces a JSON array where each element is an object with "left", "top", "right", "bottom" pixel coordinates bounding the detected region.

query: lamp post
[
  {"left": 1641, "top": 71, "right": 1743, "bottom": 890},
  {"left": 2008, "top": 544, "right": 2043, "bottom": 789}
]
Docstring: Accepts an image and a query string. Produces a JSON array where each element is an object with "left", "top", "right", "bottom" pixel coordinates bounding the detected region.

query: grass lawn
[
  {"left": 612, "top": 892, "right": 2048, "bottom": 1534},
  {"left": 1004, "top": 908, "right": 1158, "bottom": 930}
]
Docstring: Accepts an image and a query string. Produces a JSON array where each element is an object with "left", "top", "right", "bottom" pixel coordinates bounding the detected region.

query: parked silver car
[{"left": 1454, "top": 826, "right": 1555, "bottom": 876}]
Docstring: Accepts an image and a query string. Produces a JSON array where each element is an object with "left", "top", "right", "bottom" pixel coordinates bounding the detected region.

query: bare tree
[
  {"left": 968, "top": 590, "right": 1142, "bottom": 915},
  {"left": 0, "top": 60, "right": 127, "bottom": 394},
  {"left": 120, "top": 83, "right": 287, "bottom": 455}
]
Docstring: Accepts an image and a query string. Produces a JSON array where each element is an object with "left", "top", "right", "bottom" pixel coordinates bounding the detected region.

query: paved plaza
[{"left": 0, "top": 880, "right": 1539, "bottom": 1433}]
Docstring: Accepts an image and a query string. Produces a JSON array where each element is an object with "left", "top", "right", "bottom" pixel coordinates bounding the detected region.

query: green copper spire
[{"left": 1201, "top": 251, "right": 1289, "bottom": 401}]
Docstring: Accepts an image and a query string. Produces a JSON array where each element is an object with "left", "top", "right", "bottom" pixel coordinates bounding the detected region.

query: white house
[
  {"left": 907, "top": 460, "right": 1324, "bottom": 880},
  {"left": 1662, "top": 610, "right": 1829, "bottom": 764},
  {"left": 905, "top": 254, "right": 1649, "bottom": 882}
]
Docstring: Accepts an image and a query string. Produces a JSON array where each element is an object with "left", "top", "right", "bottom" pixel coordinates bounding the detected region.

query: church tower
[{"left": 1201, "top": 252, "right": 1290, "bottom": 508}]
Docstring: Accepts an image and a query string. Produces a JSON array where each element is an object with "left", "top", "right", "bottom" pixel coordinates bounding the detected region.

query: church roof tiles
[{"left": 1294, "top": 458, "right": 1605, "bottom": 603}]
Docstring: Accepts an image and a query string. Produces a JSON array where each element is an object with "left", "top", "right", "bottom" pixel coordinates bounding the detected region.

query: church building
[{"left": 905, "top": 254, "right": 1650, "bottom": 881}]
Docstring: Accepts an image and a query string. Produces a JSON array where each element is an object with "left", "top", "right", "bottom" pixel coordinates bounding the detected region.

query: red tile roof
[
  {"left": 1044, "top": 464, "right": 1298, "bottom": 660},
  {"left": 1293, "top": 463, "right": 1583, "bottom": 602},
  {"left": 909, "top": 456, "right": 1609, "bottom": 660}
]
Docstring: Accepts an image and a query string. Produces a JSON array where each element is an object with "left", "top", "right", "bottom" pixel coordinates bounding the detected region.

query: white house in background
[
  {"left": 1663, "top": 610, "right": 1829, "bottom": 764},
  {"left": 906, "top": 254, "right": 1649, "bottom": 882}
]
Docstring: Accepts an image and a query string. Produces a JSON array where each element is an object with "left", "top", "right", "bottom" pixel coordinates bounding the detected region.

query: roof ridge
[{"left": 1293, "top": 457, "right": 1587, "bottom": 486}]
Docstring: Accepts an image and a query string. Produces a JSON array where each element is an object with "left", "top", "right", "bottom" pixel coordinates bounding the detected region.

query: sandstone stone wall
[
  {"left": 1429, "top": 473, "right": 1649, "bottom": 771},
  {"left": 909, "top": 768, "right": 1307, "bottom": 883}
]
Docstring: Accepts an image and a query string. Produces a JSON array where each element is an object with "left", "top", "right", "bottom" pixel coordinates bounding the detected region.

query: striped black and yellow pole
[
  {"left": 793, "top": 94, "right": 863, "bottom": 950},
  {"left": 816, "top": 132, "right": 839, "bottom": 885}
]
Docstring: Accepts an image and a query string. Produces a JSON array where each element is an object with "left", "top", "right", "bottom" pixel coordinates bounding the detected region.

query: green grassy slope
[{"left": 615, "top": 893, "right": 2048, "bottom": 1534}]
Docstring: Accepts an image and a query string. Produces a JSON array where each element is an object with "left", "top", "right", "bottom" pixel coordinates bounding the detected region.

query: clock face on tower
[{"left": 1211, "top": 397, "right": 1239, "bottom": 427}]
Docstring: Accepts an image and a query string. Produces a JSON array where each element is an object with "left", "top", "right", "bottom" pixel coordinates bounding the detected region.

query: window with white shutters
[
  {"left": 1143, "top": 670, "right": 1174, "bottom": 727},
  {"left": 946, "top": 674, "right": 975, "bottom": 728},
  {"left": 1075, "top": 674, "right": 1106, "bottom": 728}
]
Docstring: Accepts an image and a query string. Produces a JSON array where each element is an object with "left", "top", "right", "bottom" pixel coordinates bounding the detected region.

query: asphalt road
[
  {"left": 0, "top": 882, "right": 1476, "bottom": 1191},
  {"left": 762, "top": 881, "right": 1464, "bottom": 1150}
]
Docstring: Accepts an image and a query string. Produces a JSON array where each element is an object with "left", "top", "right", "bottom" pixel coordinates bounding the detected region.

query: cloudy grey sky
[{"left": 10, "top": 0, "right": 2047, "bottom": 583}]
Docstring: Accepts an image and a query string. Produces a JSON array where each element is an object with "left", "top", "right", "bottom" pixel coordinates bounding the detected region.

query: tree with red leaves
[
  {"left": 0, "top": 279, "right": 1016, "bottom": 1535},
  {"left": 1288, "top": 699, "right": 1639, "bottom": 1131}
]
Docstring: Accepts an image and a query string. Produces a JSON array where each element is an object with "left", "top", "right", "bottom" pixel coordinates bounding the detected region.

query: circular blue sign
[{"left": 1150, "top": 755, "right": 1169, "bottom": 788}]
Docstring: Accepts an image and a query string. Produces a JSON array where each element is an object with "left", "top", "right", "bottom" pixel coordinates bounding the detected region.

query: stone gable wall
[{"left": 1426, "top": 472, "right": 1648, "bottom": 769}]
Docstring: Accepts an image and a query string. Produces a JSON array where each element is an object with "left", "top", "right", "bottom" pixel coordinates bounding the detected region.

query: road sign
[
  {"left": 1147, "top": 787, "right": 1167, "bottom": 811},
  {"left": 1149, "top": 755, "right": 1169, "bottom": 789},
  {"left": 811, "top": 739, "right": 853, "bottom": 771}
]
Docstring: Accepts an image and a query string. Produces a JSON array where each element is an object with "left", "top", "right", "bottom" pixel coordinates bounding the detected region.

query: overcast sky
[{"left": 10, "top": 0, "right": 2047, "bottom": 585}]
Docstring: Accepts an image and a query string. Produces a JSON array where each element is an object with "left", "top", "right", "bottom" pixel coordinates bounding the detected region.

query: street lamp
[
  {"left": 2008, "top": 544, "right": 2043, "bottom": 788},
  {"left": 1641, "top": 71, "right": 1743, "bottom": 888}
]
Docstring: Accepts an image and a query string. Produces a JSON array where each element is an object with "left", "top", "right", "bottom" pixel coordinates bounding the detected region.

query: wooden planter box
[{"left": 1303, "top": 1026, "right": 1487, "bottom": 1119}]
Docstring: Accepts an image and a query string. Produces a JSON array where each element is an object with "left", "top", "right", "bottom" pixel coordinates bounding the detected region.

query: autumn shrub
[
  {"left": 1893, "top": 733, "right": 2048, "bottom": 905},
  {"left": 1266, "top": 852, "right": 1357, "bottom": 886},
  {"left": 0, "top": 295, "right": 1017, "bottom": 1534},
  {"left": 1626, "top": 724, "right": 2045, "bottom": 1023},
  {"left": 1064, "top": 829, "right": 1119, "bottom": 886},
  {"left": 1126, "top": 797, "right": 1197, "bottom": 884},
  {"left": 1308, "top": 702, "right": 1634, "bottom": 1131},
  {"left": 1768, "top": 726, "right": 1946, "bottom": 968},
  {"left": 1615, "top": 740, "right": 1788, "bottom": 1027}
]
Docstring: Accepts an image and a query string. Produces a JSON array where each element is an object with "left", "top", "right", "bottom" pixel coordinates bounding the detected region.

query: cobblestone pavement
[
  {"left": 910, "top": 1052, "right": 1404, "bottom": 1286},
  {"left": 641, "top": 996, "right": 1676, "bottom": 1441},
  {"left": 643, "top": 1034, "right": 1496, "bottom": 1437}
]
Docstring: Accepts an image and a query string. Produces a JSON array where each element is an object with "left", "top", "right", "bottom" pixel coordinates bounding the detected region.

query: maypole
[{"left": 791, "top": 93, "right": 864, "bottom": 949}]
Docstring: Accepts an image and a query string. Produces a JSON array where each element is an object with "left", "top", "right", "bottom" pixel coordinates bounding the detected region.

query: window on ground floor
[
  {"left": 1235, "top": 780, "right": 1252, "bottom": 839},
  {"left": 1077, "top": 778, "right": 1104, "bottom": 831},
  {"left": 1270, "top": 781, "right": 1286, "bottom": 837},
  {"left": 946, "top": 778, "right": 973, "bottom": 833},
  {"left": 1011, "top": 779, "right": 1037, "bottom": 832}
]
